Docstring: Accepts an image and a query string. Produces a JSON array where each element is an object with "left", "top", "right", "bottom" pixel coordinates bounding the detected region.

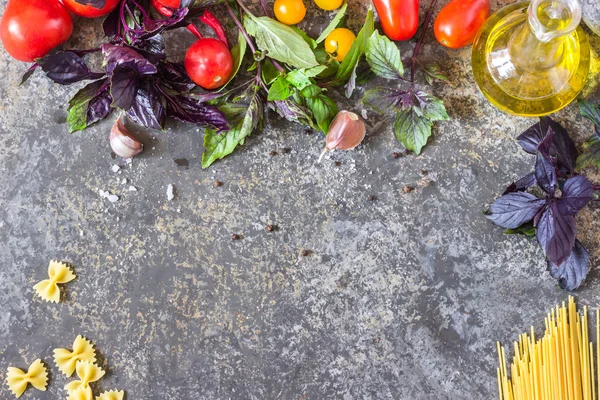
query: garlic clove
[
  {"left": 109, "top": 118, "right": 143, "bottom": 159},
  {"left": 319, "top": 110, "right": 366, "bottom": 162}
]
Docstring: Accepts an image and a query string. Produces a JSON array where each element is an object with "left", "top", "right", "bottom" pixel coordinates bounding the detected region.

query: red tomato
[
  {"left": 0, "top": 0, "right": 73, "bottom": 62},
  {"left": 61, "top": 0, "right": 120, "bottom": 18},
  {"left": 158, "top": 0, "right": 181, "bottom": 8},
  {"left": 434, "top": 0, "right": 490, "bottom": 49},
  {"left": 372, "top": 0, "right": 419, "bottom": 41},
  {"left": 184, "top": 38, "right": 233, "bottom": 90}
]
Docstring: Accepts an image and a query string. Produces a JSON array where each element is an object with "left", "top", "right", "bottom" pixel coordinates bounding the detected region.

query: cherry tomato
[
  {"left": 62, "top": 0, "right": 120, "bottom": 18},
  {"left": 274, "top": 0, "right": 306, "bottom": 26},
  {"left": 314, "top": 0, "right": 343, "bottom": 11},
  {"left": 184, "top": 38, "right": 233, "bottom": 90},
  {"left": 151, "top": 0, "right": 181, "bottom": 16},
  {"left": 324, "top": 28, "right": 356, "bottom": 62},
  {"left": 372, "top": 0, "right": 419, "bottom": 41},
  {"left": 434, "top": 0, "right": 490, "bottom": 49},
  {"left": 0, "top": 0, "right": 73, "bottom": 62}
]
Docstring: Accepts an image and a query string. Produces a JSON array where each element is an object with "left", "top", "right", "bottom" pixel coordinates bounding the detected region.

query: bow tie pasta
[
  {"left": 33, "top": 260, "right": 76, "bottom": 303},
  {"left": 5, "top": 359, "right": 48, "bottom": 398},
  {"left": 96, "top": 390, "right": 125, "bottom": 400},
  {"left": 54, "top": 335, "right": 96, "bottom": 377},
  {"left": 64, "top": 361, "right": 105, "bottom": 395}
]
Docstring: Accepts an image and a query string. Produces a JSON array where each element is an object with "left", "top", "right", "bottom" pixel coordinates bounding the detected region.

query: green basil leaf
[
  {"left": 306, "top": 94, "right": 338, "bottom": 132},
  {"left": 67, "top": 79, "right": 107, "bottom": 133},
  {"left": 262, "top": 59, "right": 280, "bottom": 85},
  {"left": 393, "top": 106, "right": 433, "bottom": 155},
  {"left": 244, "top": 15, "right": 319, "bottom": 69},
  {"left": 423, "top": 64, "right": 450, "bottom": 85},
  {"left": 268, "top": 76, "right": 293, "bottom": 101},
  {"left": 331, "top": 8, "right": 374, "bottom": 84},
  {"left": 414, "top": 91, "right": 449, "bottom": 122},
  {"left": 365, "top": 31, "right": 403, "bottom": 80},
  {"left": 300, "top": 84, "right": 322, "bottom": 98},
  {"left": 362, "top": 87, "right": 411, "bottom": 113},
  {"left": 222, "top": 30, "right": 247, "bottom": 89},
  {"left": 202, "top": 88, "right": 263, "bottom": 168},
  {"left": 290, "top": 26, "right": 318, "bottom": 49},
  {"left": 286, "top": 70, "right": 312, "bottom": 90},
  {"left": 316, "top": 1, "right": 348, "bottom": 43}
]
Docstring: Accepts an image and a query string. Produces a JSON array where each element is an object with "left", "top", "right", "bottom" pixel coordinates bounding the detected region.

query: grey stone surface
[
  {"left": 582, "top": 0, "right": 600, "bottom": 37},
  {"left": 1, "top": 1, "right": 600, "bottom": 399}
]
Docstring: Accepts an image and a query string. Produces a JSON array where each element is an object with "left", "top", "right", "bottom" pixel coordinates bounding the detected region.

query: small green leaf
[
  {"left": 202, "top": 89, "right": 263, "bottom": 168},
  {"left": 268, "top": 76, "right": 293, "bottom": 101},
  {"left": 221, "top": 30, "right": 247, "bottom": 89},
  {"left": 316, "top": 1, "right": 348, "bottom": 43},
  {"left": 423, "top": 64, "right": 450, "bottom": 85},
  {"left": 365, "top": 31, "right": 403, "bottom": 80},
  {"left": 393, "top": 107, "right": 433, "bottom": 154},
  {"left": 67, "top": 79, "right": 106, "bottom": 133},
  {"left": 306, "top": 94, "right": 338, "bottom": 132},
  {"left": 331, "top": 8, "right": 374, "bottom": 85},
  {"left": 286, "top": 69, "right": 313, "bottom": 90},
  {"left": 576, "top": 134, "right": 600, "bottom": 169},
  {"left": 244, "top": 15, "right": 319, "bottom": 69},
  {"left": 290, "top": 26, "right": 318, "bottom": 49},
  {"left": 415, "top": 92, "right": 449, "bottom": 122},
  {"left": 505, "top": 221, "right": 536, "bottom": 237},
  {"left": 300, "top": 84, "right": 322, "bottom": 99},
  {"left": 579, "top": 99, "right": 600, "bottom": 126},
  {"left": 261, "top": 59, "right": 280, "bottom": 85}
]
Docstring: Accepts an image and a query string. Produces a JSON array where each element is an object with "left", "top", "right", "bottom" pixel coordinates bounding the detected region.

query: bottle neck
[{"left": 509, "top": 0, "right": 581, "bottom": 70}]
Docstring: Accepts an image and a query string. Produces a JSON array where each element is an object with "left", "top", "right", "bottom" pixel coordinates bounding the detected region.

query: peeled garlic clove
[
  {"left": 110, "top": 118, "right": 143, "bottom": 158},
  {"left": 319, "top": 110, "right": 366, "bottom": 162}
]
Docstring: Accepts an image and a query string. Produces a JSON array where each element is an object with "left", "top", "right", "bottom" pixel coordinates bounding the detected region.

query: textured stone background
[{"left": 1, "top": 0, "right": 600, "bottom": 399}]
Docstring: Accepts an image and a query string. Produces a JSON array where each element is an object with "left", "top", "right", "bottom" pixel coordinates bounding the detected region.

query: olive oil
[{"left": 472, "top": 0, "right": 590, "bottom": 116}]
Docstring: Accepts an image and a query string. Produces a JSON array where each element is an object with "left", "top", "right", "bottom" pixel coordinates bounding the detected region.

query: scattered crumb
[
  {"left": 125, "top": 158, "right": 132, "bottom": 165},
  {"left": 111, "top": 165, "right": 120, "bottom": 173},
  {"left": 121, "top": 178, "right": 127, "bottom": 185},
  {"left": 361, "top": 109, "right": 368, "bottom": 120},
  {"left": 167, "top": 184, "right": 174, "bottom": 201},
  {"left": 128, "top": 185, "right": 137, "bottom": 192}
]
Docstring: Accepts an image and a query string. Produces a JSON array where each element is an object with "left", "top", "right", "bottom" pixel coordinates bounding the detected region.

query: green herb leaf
[
  {"left": 423, "top": 64, "right": 450, "bottom": 85},
  {"left": 222, "top": 30, "right": 247, "bottom": 89},
  {"left": 300, "top": 84, "right": 321, "bottom": 98},
  {"left": 314, "top": 47, "right": 339, "bottom": 78},
  {"left": 285, "top": 68, "right": 325, "bottom": 90},
  {"left": 202, "top": 87, "right": 263, "bottom": 168},
  {"left": 243, "top": 15, "right": 319, "bottom": 69},
  {"left": 576, "top": 134, "right": 600, "bottom": 169},
  {"left": 316, "top": 1, "right": 348, "bottom": 43},
  {"left": 362, "top": 87, "right": 411, "bottom": 113},
  {"left": 331, "top": 8, "right": 374, "bottom": 85},
  {"left": 365, "top": 31, "right": 403, "bottom": 80},
  {"left": 290, "top": 26, "right": 318, "bottom": 49},
  {"left": 504, "top": 221, "right": 536, "bottom": 237},
  {"left": 393, "top": 107, "right": 433, "bottom": 155},
  {"left": 261, "top": 59, "right": 280, "bottom": 85},
  {"left": 415, "top": 91, "right": 449, "bottom": 122},
  {"left": 67, "top": 79, "right": 106, "bottom": 133},
  {"left": 268, "top": 76, "right": 293, "bottom": 101},
  {"left": 306, "top": 93, "right": 338, "bottom": 132}
]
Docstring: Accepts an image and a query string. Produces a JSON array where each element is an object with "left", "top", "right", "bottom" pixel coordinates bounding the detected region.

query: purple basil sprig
[{"left": 486, "top": 117, "right": 598, "bottom": 290}]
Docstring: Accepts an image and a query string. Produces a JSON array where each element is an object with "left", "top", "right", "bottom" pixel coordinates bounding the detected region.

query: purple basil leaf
[
  {"left": 576, "top": 130, "right": 600, "bottom": 169},
  {"left": 503, "top": 172, "right": 537, "bottom": 195},
  {"left": 548, "top": 240, "right": 589, "bottom": 290},
  {"left": 535, "top": 152, "right": 557, "bottom": 195},
  {"left": 535, "top": 201, "right": 576, "bottom": 266},
  {"left": 517, "top": 117, "right": 577, "bottom": 174},
  {"left": 87, "top": 89, "right": 113, "bottom": 125},
  {"left": 158, "top": 62, "right": 195, "bottom": 93},
  {"left": 166, "top": 95, "right": 229, "bottom": 132},
  {"left": 361, "top": 87, "right": 413, "bottom": 114},
  {"left": 141, "top": 8, "right": 188, "bottom": 39},
  {"left": 486, "top": 192, "right": 546, "bottom": 229},
  {"left": 20, "top": 64, "right": 39, "bottom": 85},
  {"left": 130, "top": 36, "right": 166, "bottom": 64},
  {"left": 110, "top": 64, "right": 140, "bottom": 110},
  {"left": 127, "top": 81, "right": 165, "bottom": 130},
  {"left": 37, "top": 52, "right": 104, "bottom": 85},
  {"left": 102, "top": 44, "right": 158, "bottom": 76},
  {"left": 73, "top": 0, "right": 106, "bottom": 8},
  {"left": 537, "top": 126, "right": 553, "bottom": 159},
  {"left": 103, "top": 6, "right": 120, "bottom": 38},
  {"left": 270, "top": 100, "right": 316, "bottom": 129},
  {"left": 558, "top": 175, "right": 594, "bottom": 215}
]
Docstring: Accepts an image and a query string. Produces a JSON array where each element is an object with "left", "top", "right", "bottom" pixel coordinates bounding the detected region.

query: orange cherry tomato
[
  {"left": 434, "top": 0, "right": 490, "bottom": 49},
  {"left": 324, "top": 28, "right": 356, "bottom": 62},
  {"left": 274, "top": 0, "right": 306, "bottom": 25}
]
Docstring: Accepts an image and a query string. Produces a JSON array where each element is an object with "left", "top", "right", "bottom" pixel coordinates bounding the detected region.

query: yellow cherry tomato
[
  {"left": 314, "top": 0, "right": 343, "bottom": 11},
  {"left": 324, "top": 28, "right": 356, "bottom": 62},
  {"left": 273, "top": 0, "right": 306, "bottom": 25}
]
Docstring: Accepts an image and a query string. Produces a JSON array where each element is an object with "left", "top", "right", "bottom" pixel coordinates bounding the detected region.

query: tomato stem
[
  {"left": 186, "top": 24, "right": 203, "bottom": 40},
  {"left": 225, "top": 3, "right": 257, "bottom": 54},
  {"left": 199, "top": 11, "right": 229, "bottom": 47},
  {"left": 410, "top": 0, "right": 438, "bottom": 84}
]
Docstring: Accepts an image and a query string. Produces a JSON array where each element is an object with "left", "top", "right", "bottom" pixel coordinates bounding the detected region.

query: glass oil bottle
[{"left": 472, "top": 0, "right": 590, "bottom": 116}]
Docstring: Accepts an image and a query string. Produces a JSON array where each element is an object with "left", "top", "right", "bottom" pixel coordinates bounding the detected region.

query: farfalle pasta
[
  {"left": 5, "top": 359, "right": 48, "bottom": 398},
  {"left": 96, "top": 390, "right": 125, "bottom": 400},
  {"left": 64, "top": 361, "right": 105, "bottom": 395},
  {"left": 54, "top": 335, "right": 96, "bottom": 377},
  {"left": 33, "top": 260, "right": 76, "bottom": 303},
  {"left": 67, "top": 387, "right": 93, "bottom": 400}
]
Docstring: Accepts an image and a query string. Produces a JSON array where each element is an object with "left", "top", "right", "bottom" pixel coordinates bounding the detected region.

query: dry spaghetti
[{"left": 497, "top": 296, "right": 598, "bottom": 400}]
